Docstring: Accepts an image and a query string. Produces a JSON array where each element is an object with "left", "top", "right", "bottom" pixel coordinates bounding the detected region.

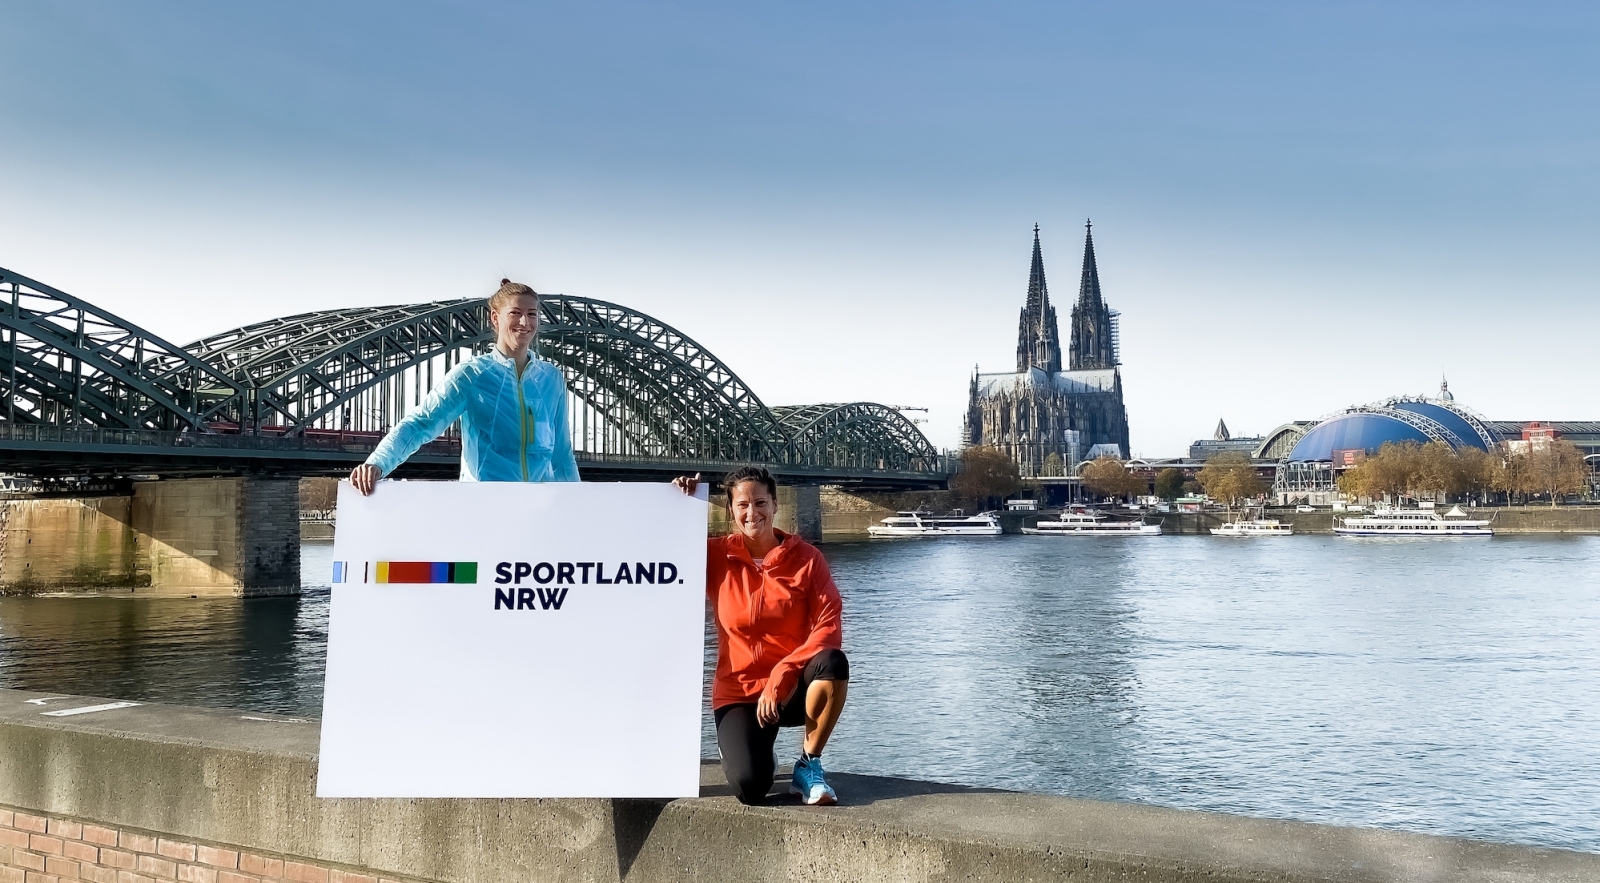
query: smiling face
[
  {"left": 728, "top": 479, "right": 778, "bottom": 547},
  {"left": 488, "top": 293, "right": 540, "bottom": 357}
]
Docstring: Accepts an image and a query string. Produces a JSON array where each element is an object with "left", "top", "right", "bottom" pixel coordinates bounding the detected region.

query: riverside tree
[
  {"left": 1413, "top": 441, "right": 1464, "bottom": 497},
  {"left": 951, "top": 445, "right": 1022, "bottom": 509},
  {"left": 1515, "top": 439, "right": 1589, "bottom": 506},
  {"left": 1153, "top": 467, "right": 1185, "bottom": 501},
  {"left": 1195, "top": 451, "right": 1265, "bottom": 509},
  {"left": 1455, "top": 446, "right": 1503, "bottom": 502},
  {"left": 1337, "top": 441, "right": 1427, "bottom": 501},
  {"left": 1079, "top": 456, "right": 1146, "bottom": 501},
  {"left": 299, "top": 477, "right": 339, "bottom": 520},
  {"left": 1334, "top": 438, "right": 1591, "bottom": 506}
]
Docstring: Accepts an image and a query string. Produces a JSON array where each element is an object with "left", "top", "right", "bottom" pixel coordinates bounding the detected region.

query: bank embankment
[
  {"left": 297, "top": 499, "right": 1600, "bottom": 548},
  {"left": 1161, "top": 507, "right": 1600, "bottom": 536},
  {"left": 1466, "top": 506, "right": 1600, "bottom": 533},
  {"left": 1, "top": 688, "right": 1594, "bottom": 883}
]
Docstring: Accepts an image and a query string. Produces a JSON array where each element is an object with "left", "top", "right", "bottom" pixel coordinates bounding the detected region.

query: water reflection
[
  {"left": 822, "top": 538, "right": 1148, "bottom": 798},
  {"left": 0, "top": 588, "right": 327, "bottom": 715},
  {"left": 1, "top": 535, "right": 1598, "bottom": 853}
]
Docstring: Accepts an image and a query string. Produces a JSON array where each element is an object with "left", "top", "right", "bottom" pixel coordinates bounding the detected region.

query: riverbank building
[
  {"left": 1266, "top": 379, "right": 1600, "bottom": 503},
  {"left": 963, "top": 223, "right": 1131, "bottom": 477}
]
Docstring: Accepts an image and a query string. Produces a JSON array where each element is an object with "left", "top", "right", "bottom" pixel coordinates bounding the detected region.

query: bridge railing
[
  {"left": 0, "top": 423, "right": 463, "bottom": 457},
  {"left": 0, "top": 423, "right": 957, "bottom": 480},
  {"left": 570, "top": 450, "right": 957, "bottom": 480}
]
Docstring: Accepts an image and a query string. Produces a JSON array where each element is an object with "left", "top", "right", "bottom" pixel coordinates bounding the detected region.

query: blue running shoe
[{"left": 789, "top": 755, "right": 837, "bottom": 806}]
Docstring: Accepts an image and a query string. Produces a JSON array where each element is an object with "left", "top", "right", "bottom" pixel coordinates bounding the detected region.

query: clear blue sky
[{"left": 3, "top": 2, "right": 1596, "bottom": 454}]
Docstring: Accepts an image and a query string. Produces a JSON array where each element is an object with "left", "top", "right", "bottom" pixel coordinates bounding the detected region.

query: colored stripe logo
[{"left": 332, "top": 561, "right": 477, "bottom": 584}]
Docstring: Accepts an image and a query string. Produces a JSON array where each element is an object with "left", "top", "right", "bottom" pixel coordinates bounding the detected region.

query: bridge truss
[
  {"left": 0, "top": 268, "right": 247, "bottom": 431},
  {"left": 0, "top": 267, "right": 945, "bottom": 484}
]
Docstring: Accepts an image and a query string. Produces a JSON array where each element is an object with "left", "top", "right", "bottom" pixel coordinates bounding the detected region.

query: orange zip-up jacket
[{"left": 707, "top": 530, "right": 843, "bottom": 710}]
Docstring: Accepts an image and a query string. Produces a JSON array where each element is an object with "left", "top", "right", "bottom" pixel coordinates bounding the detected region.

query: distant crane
[{"left": 895, "top": 406, "right": 930, "bottom": 426}]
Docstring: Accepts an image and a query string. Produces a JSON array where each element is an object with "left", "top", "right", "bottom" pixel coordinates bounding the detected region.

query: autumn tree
[
  {"left": 1042, "top": 452, "right": 1065, "bottom": 477},
  {"left": 1337, "top": 441, "right": 1557, "bottom": 505},
  {"left": 1339, "top": 441, "right": 1422, "bottom": 502},
  {"left": 1493, "top": 446, "right": 1528, "bottom": 504},
  {"left": 1079, "top": 456, "right": 1146, "bottom": 501},
  {"left": 1195, "top": 451, "right": 1266, "bottom": 509},
  {"left": 1414, "top": 441, "right": 1464, "bottom": 498},
  {"left": 299, "top": 478, "right": 339, "bottom": 519},
  {"left": 1334, "top": 467, "right": 1364, "bottom": 500},
  {"left": 1455, "top": 446, "right": 1503, "bottom": 502},
  {"left": 1515, "top": 439, "right": 1589, "bottom": 506},
  {"left": 951, "top": 445, "right": 1021, "bottom": 509},
  {"left": 1153, "top": 467, "right": 1185, "bottom": 501}
]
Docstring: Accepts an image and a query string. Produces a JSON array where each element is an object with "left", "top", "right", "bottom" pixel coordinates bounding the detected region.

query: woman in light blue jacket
[{"left": 349, "top": 279, "right": 580, "bottom": 494}]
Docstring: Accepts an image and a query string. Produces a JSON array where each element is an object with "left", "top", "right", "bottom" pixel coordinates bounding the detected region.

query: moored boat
[
  {"left": 1333, "top": 505, "right": 1493, "bottom": 537},
  {"left": 1211, "top": 517, "right": 1293, "bottom": 537},
  {"left": 1023, "top": 511, "right": 1162, "bottom": 536},
  {"left": 868, "top": 510, "right": 1004, "bottom": 538}
]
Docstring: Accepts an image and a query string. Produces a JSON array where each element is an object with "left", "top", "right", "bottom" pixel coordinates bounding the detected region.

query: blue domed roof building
[
  {"left": 1288, "top": 389, "right": 1497, "bottom": 462},
  {"left": 1268, "top": 381, "right": 1506, "bottom": 501},
  {"left": 1265, "top": 380, "right": 1600, "bottom": 503}
]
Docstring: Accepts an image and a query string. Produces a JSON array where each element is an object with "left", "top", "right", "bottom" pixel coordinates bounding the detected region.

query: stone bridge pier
[{"left": 0, "top": 478, "right": 300, "bottom": 597}]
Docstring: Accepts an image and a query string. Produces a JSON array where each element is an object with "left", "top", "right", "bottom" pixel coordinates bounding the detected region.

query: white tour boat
[
  {"left": 1022, "top": 511, "right": 1162, "bottom": 537},
  {"left": 1210, "top": 517, "right": 1293, "bottom": 537},
  {"left": 1333, "top": 505, "right": 1493, "bottom": 537},
  {"left": 867, "top": 510, "right": 1003, "bottom": 538}
]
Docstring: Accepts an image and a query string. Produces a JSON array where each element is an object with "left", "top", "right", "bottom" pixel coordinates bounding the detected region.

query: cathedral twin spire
[
  {"left": 1016, "top": 221, "right": 1118, "bottom": 374},
  {"left": 1016, "top": 224, "right": 1062, "bottom": 373},
  {"left": 1069, "top": 220, "right": 1118, "bottom": 370}
]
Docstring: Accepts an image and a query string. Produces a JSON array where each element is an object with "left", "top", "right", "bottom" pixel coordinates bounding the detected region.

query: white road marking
[
  {"left": 240, "top": 715, "right": 307, "bottom": 723},
  {"left": 24, "top": 697, "right": 67, "bottom": 705},
  {"left": 41, "top": 701, "right": 141, "bottom": 717}
]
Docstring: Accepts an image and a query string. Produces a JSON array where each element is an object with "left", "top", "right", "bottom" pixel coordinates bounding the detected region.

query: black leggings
[{"left": 714, "top": 648, "right": 849, "bottom": 805}]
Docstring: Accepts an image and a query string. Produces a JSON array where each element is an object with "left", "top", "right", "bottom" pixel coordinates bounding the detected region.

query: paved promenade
[{"left": 2, "top": 688, "right": 1596, "bottom": 882}]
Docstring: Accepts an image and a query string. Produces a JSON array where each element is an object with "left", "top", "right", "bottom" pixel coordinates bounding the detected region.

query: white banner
[{"left": 317, "top": 480, "right": 708, "bottom": 798}]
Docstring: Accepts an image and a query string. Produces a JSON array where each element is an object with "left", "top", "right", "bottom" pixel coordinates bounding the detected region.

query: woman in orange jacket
[{"left": 675, "top": 466, "right": 849, "bottom": 805}]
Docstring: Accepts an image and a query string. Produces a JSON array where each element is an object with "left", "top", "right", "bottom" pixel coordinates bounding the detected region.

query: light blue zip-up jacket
[{"left": 364, "top": 349, "right": 580, "bottom": 483}]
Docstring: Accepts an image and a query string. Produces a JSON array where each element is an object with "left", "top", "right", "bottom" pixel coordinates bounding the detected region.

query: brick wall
[
  {"left": 0, "top": 806, "right": 427, "bottom": 883},
  {"left": 4, "top": 689, "right": 1595, "bottom": 883}
]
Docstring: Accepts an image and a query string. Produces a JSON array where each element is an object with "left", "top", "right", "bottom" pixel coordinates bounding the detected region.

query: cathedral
[{"left": 963, "top": 222, "right": 1131, "bottom": 476}]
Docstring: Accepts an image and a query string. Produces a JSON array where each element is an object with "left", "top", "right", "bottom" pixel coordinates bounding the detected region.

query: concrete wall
[
  {"left": 134, "top": 479, "right": 300, "bottom": 597},
  {"left": 1470, "top": 505, "right": 1600, "bottom": 533},
  {"left": 0, "top": 497, "right": 144, "bottom": 591},
  {"left": 1158, "top": 512, "right": 1233, "bottom": 535},
  {"left": 0, "top": 478, "right": 301, "bottom": 597},
  {"left": 1, "top": 689, "right": 1595, "bottom": 883}
]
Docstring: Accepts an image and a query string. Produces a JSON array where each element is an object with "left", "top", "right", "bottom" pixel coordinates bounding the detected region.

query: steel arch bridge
[
  {"left": 773, "top": 403, "right": 938, "bottom": 472},
  {"left": 0, "top": 266, "right": 947, "bottom": 487}
]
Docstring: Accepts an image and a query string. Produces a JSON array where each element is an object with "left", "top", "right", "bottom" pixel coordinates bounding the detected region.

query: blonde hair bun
[{"left": 489, "top": 278, "right": 538, "bottom": 310}]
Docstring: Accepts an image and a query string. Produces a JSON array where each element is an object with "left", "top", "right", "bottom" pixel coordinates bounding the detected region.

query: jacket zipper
[{"left": 515, "top": 362, "right": 529, "bottom": 481}]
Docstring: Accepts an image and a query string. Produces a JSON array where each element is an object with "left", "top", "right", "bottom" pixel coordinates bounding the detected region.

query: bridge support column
[
  {"left": 133, "top": 478, "right": 300, "bottom": 597},
  {"left": 0, "top": 478, "right": 300, "bottom": 597},
  {"left": 0, "top": 496, "right": 144, "bottom": 592},
  {"left": 786, "top": 484, "right": 822, "bottom": 544}
]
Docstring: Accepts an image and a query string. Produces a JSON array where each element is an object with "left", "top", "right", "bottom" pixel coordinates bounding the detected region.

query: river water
[{"left": 2, "top": 535, "right": 1597, "bottom": 853}]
